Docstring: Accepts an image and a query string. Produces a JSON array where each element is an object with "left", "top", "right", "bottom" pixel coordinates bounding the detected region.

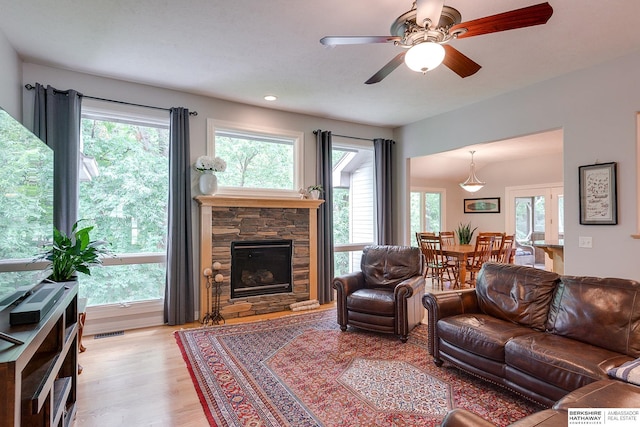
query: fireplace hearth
[{"left": 230, "top": 239, "right": 293, "bottom": 298}]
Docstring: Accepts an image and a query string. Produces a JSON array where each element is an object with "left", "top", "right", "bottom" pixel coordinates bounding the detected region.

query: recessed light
[{"left": 264, "top": 95, "right": 277, "bottom": 101}]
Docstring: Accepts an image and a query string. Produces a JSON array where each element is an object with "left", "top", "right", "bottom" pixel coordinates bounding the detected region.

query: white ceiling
[{"left": 2, "top": 1, "right": 640, "bottom": 128}]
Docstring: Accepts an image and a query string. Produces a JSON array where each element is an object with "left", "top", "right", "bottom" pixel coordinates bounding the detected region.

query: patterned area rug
[{"left": 175, "top": 308, "right": 542, "bottom": 426}]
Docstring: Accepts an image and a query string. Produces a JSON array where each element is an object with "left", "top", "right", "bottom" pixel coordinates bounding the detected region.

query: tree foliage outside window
[
  {"left": 424, "top": 193, "right": 442, "bottom": 233},
  {"left": 515, "top": 196, "right": 545, "bottom": 242},
  {"left": 214, "top": 130, "right": 295, "bottom": 190},
  {"left": 78, "top": 117, "right": 169, "bottom": 306},
  {"left": 410, "top": 190, "right": 443, "bottom": 245}
]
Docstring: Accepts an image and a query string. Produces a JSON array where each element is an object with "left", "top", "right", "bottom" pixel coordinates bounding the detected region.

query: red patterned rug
[{"left": 175, "top": 308, "right": 542, "bottom": 426}]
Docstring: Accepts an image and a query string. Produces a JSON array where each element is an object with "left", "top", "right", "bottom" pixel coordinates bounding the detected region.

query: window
[
  {"left": 409, "top": 189, "right": 445, "bottom": 246},
  {"left": 207, "top": 119, "right": 304, "bottom": 197},
  {"left": 79, "top": 104, "right": 169, "bottom": 310},
  {"left": 332, "top": 142, "right": 375, "bottom": 276}
]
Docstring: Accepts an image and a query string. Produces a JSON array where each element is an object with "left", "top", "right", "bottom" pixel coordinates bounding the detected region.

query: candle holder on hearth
[{"left": 202, "top": 265, "right": 225, "bottom": 325}]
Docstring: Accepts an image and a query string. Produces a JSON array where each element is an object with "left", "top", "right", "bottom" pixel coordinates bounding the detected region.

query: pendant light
[{"left": 459, "top": 150, "right": 485, "bottom": 193}]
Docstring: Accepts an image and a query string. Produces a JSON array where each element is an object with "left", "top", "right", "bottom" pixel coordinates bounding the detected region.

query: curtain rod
[
  {"left": 24, "top": 83, "right": 198, "bottom": 116},
  {"left": 313, "top": 130, "right": 373, "bottom": 142}
]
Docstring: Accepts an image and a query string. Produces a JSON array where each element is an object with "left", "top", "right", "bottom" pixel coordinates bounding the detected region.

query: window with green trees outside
[{"left": 78, "top": 110, "right": 169, "bottom": 306}]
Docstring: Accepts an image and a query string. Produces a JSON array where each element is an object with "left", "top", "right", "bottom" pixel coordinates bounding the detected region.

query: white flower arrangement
[{"left": 195, "top": 155, "right": 226, "bottom": 173}]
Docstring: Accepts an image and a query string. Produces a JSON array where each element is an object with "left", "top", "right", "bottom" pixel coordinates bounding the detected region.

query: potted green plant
[
  {"left": 307, "top": 185, "right": 323, "bottom": 200},
  {"left": 455, "top": 222, "right": 478, "bottom": 245},
  {"left": 36, "top": 220, "right": 111, "bottom": 282}
]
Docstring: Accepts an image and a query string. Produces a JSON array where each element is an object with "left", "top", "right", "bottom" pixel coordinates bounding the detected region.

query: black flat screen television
[{"left": 0, "top": 107, "right": 53, "bottom": 308}]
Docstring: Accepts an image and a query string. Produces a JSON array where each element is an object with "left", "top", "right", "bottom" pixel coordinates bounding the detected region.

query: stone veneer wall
[{"left": 210, "top": 206, "right": 311, "bottom": 318}]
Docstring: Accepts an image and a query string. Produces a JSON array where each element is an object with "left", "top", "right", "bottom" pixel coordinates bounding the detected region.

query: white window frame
[{"left": 207, "top": 119, "right": 304, "bottom": 198}]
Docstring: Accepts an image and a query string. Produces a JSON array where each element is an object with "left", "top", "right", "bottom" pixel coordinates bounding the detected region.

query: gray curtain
[
  {"left": 373, "top": 138, "right": 395, "bottom": 245},
  {"left": 33, "top": 83, "right": 82, "bottom": 235},
  {"left": 315, "top": 130, "right": 334, "bottom": 304},
  {"left": 164, "top": 107, "right": 194, "bottom": 325}
]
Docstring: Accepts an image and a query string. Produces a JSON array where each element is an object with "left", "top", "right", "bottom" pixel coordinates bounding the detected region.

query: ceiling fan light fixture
[
  {"left": 459, "top": 150, "right": 485, "bottom": 193},
  {"left": 404, "top": 42, "right": 445, "bottom": 73}
]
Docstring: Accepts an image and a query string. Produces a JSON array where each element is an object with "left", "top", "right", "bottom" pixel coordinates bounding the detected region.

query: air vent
[{"left": 94, "top": 330, "right": 124, "bottom": 339}]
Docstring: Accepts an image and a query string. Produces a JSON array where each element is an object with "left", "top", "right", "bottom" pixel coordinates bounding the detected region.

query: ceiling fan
[{"left": 320, "top": 1, "right": 553, "bottom": 84}]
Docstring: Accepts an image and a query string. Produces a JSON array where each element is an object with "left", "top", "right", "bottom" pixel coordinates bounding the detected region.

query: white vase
[
  {"left": 199, "top": 172, "right": 218, "bottom": 195},
  {"left": 309, "top": 189, "right": 320, "bottom": 200}
]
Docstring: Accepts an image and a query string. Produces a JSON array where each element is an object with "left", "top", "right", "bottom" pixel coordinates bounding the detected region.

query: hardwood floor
[{"left": 75, "top": 306, "right": 334, "bottom": 426}]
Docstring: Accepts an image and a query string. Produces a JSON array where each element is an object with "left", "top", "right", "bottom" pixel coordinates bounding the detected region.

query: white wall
[
  {"left": 0, "top": 29, "right": 21, "bottom": 119},
  {"left": 396, "top": 51, "right": 640, "bottom": 280}
]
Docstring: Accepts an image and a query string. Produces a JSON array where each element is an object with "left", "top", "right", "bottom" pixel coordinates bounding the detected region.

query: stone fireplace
[{"left": 195, "top": 195, "right": 323, "bottom": 320}]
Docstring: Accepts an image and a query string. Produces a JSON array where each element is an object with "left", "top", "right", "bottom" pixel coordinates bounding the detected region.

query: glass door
[{"left": 506, "top": 184, "right": 563, "bottom": 270}]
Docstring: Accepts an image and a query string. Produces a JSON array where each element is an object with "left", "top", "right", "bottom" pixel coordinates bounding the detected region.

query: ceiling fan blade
[
  {"left": 442, "top": 45, "right": 481, "bottom": 78},
  {"left": 416, "top": 0, "right": 444, "bottom": 28},
  {"left": 450, "top": 2, "right": 553, "bottom": 39},
  {"left": 320, "top": 36, "right": 401, "bottom": 46},
  {"left": 365, "top": 52, "right": 406, "bottom": 85}
]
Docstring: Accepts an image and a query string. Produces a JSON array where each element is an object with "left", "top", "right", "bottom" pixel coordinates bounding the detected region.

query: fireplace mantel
[
  {"left": 195, "top": 195, "right": 323, "bottom": 320},
  {"left": 195, "top": 195, "right": 324, "bottom": 210}
]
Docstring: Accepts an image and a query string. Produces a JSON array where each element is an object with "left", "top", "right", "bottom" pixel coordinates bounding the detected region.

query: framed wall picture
[
  {"left": 463, "top": 197, "right": 501, "bottom": 214},
  {"left": 579, "top": 162, "right": 617, "bottom": 225}
]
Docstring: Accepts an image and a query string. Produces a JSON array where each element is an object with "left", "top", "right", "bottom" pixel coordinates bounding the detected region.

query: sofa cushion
[
  {"left": 505, "top": 333, "right": 633, "bottom": 392},
  {"left": 475, "top": 263, "right": 560, "bottom": 331},
  {"left": 546, "top": 275, "right": 640, "bottom": 357},
  {"left": 360, "top": 245, "right": 422, "bottom": 288},
  {"left": 347, "top": 288, "right": 395, "bottom": 316},
  {"left": 437, "top": 314, "right": 533, "bottom": 362}
]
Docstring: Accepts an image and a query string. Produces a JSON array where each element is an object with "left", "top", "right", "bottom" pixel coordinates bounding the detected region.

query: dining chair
[
  {"left": 438, "top": 231, "right": 459, "bottom": 282},
  {"left": 499, "top": 234, "right": 515, "bottom": 263},
  {"left": 417, "top": 234, "right": 457, "bottom": 290},
  {"left": 478, "top": 232, "right": 504, "bottom": 262},
  {"left": 416, "top": 232, "right": 436, "bottom": 278},
  {"left": 465, "top": 235, "right": 495, "bottom": 287}
]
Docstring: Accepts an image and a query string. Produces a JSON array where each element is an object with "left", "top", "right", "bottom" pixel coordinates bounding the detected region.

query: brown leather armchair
[{"left": 332, "top": 245, "right": 426, "bottom": 342}]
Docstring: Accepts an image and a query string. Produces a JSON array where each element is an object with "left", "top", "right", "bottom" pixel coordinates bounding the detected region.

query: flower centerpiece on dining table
[{"left": 195, "top": 155, "right": 226, "bottom": 195}]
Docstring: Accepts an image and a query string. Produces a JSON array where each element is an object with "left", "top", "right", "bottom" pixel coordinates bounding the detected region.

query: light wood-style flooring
[{"left": 75, "top": 306, "right": 334, "bottom": 426}]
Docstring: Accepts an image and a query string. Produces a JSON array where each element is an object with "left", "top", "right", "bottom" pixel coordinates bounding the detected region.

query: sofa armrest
[
  {"left": 332, "top": 271, "right": 366, "bottom": 295},
  {"left": 394, "top": 275, "right": 426, "bottom": 341},
  {"left": 423, "top": 290, "right": 479, "bottom": 320},
  {"left": 440, "top": 409, "right": 496, "bottom": 427},
  {"left": 332, "top": 272, "right": 366, "bottom": 329},
  {"left": 394, "top": 275, "right": 425, "bottom": 299},
  {"left": 422, "top": 290, "right": 479, "bottom": 357}
]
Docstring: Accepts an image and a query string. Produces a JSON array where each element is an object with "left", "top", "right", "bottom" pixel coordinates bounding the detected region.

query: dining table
[
  {"left": 440, "top": 244, "right": 476, "bottom": 288},
  {"left": 440, "top": 243, "right": 503, "bottom": 288}
]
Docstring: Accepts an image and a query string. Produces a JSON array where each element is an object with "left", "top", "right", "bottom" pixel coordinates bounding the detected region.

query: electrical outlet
[{"left": 579, "top": 236, "right": 592, "bottom": 248}]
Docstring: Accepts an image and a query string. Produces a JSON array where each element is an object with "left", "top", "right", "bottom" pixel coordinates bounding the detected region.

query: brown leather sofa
[
  {"left": 423, "top": 262, "right": 640, "bottom": 406},
  {"left": 440, "top": 379, "right": 640, "bottom": 426},
  {"left": 332, "top": 245, "right": 425, "bottom": 342}
]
